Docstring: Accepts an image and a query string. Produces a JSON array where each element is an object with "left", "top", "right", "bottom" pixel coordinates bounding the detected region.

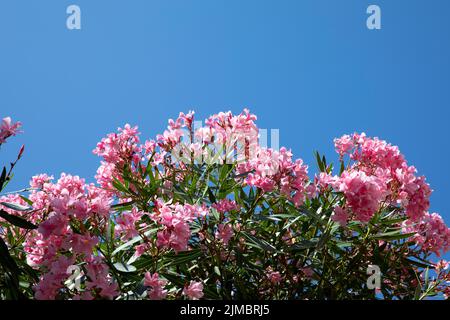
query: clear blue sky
[{"left": 1, "top": 1, "right": 449, "bottom": 261}]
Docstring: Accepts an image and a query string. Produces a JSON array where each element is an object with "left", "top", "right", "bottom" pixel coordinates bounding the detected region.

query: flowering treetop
[{"left": 0, "top": 110, "right": 449, "bottom": 300}]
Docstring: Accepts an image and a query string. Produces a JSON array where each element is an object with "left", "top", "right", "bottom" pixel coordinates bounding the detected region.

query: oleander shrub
[{"left": 0, "top": 110, "right": 449, "bottom": 300}]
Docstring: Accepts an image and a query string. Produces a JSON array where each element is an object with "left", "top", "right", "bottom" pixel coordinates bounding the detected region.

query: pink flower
[
  {"left": 92, "top": 124, "right": 142, "bottom": 191},
  {"left": 33, "top": 255, "right": 75, "bottom": 300},
  {"left": 435, "top": 260, "right": 449, "bottom": 273},
  {"left": 170, "top": 219, "right": 192, "bottom": 252},
  {"left": 212, "top": 199, "right": 239, "bottom": 213},
  {"left": 331, "top": 206, "right": 349, "bottom": 226},
  {"left": 144, "top": 272, "right": 168, "bottom": 300},
  {"left": 334, "top": 134, "right": 354, "bottom": 158},
  {"left": 85, "top": 257, "right": 118, "bottom": 300},
  {"left": 396, "top": 167, "right": 431, "bottom": 221},
  {"left": 333, "top": 133, "right": 432, "bottom": 222},
  {"left": 183, "top": 281, "right": 204, "bottom": 300},
  {"left": 134, "top": 243, "right": 148, "bottom": 257},
  {"left": 0, "top": 116, "right": 22, "bottom": 144},
  {"left": 38, "top": 213, "right": 68, "bottom": 238},
  {"left": 152, "top": 201, "right": 206, "bottom": 252},
  {"left": 95, "top": 162, "right": 116, "bottom": 190},
  {"left": 236, "top": 147, "right": 309, "bottom": 207},
  {"left": 73, "top": 291, "right": 94, "bottom": 300},
  {"left": 337, "top": 171, "right": 386, "bottom": 222},
  {"left": 70, "top": 234, "right": 98, "bottom": 256},
  {"left": 115, "top": 207, "right": 144, "bottom": 240},
  {"left": 316, "top": 172, "right": 339, "bottom": 190},
  {"left": 300, "top": 267, "right": 314, "bottom": 279},
  {"left": 30, "top": 174, "right": 54, "bottom": 189},
  {"left": 402, "top": 212, "right": 450, "bottom": 256},
  {"left": 267, "top": 271, "right": 282, "bottom": 284},
  {"left": 148, "top": 286, "right": 168, "bottom": 300},
  {"left": 215, "top": 224, "right": 234, "bottom": 245}
]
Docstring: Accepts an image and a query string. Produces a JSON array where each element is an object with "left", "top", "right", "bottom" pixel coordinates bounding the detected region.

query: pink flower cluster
[
  {"left": 78, "top": 256, "right": 119, "bottom": 300},
  {"left": 212, "top": 199, "right": 239, "bottom": 213},
  {"left": 215, "top": 224, "right": 234, "bottom": 245},
  {"left": 115, "top": 207, "right": 145, "bottom": 240},
  {"left": 155, "top": 109, "right": 259, "bottom": 167},
  {"left": 182, "top": 281, "right": 204, "bottom": 300},
  {"left": 92, "top": 110, "right": 310, "bottom": 212},
  {"left": 335, "top": 171, "right": 387, "bottom": 222},
  {"left": 403, "top": 212, "right": 450, "bottom": 256},
  {"left": 331, "top": 206, "right": 349, "bottom": 226},
  {"left": 200, "top": 109, "right": 258, "bottom": 148},
  {"left": 0, "top": 193, "right": 35, "bottom": 239},
  {"left": 151, "top": 200, "right": 208, "bottom": 252},
  {"left": 144, "top": 272, "right": 168, "bottom": 300},
  {"left": 33, "top": 255, "right": 75, "bottom": 300},
  {"left": 267, "top": 270, "right": 282, "bottom": 284},
  {"left": 236, "top": 147, "right": 310, "bottom": 207},
  {"left": 13, "top": 173, "right": 117, "bottom": 300},
  {"left": 158, "top": 111, "right": 195, "bottom": 150},
  {"left": 324, "top": 133, "right": 433, "bottom": 223},
  {"left": 93, "top": 124, "right": 142, "bottom": 190},
  {"left": 0, "top": 117, "right": 21, "bottom": 144},
  {"left": 2, "top": 111, "right": 447, "bottom": 300}
]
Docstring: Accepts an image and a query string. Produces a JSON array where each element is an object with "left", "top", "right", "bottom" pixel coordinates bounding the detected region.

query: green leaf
[
  {"left": 111, "top": 201, "right": 134, "bottom": 210},
  {"left": 404, "top": 258, "right": 434, "bottom": 269},
  {"left": 241, "top": 232, "right": 277, "bottom": 252},
  {"left": 282, "top": 215, "right": 302, "bottom": 231},
  {"left": 315, "top": 151, "right": 325, "bottom": 172},
  {"left": 288, "top": 240, "right": 318, "bottom": 251},
  {"left": 0, "top": 202, "right": 31, "bottom": 212},
  {"left": 293, "top": 206, "right": 326, "bottom": 227},
  {"left": 371, "top": 231, "right": 416, "bottom": 241},
  {"left": 112, "top": 178, "right": 129, "bottom": 194},
  {"left": 379, "top": 216, "right": 407, "bottom": 226},
  {"left": 414, "top": 282, "right": 422, "bottom": 300},
  {"left": 219, "top": 164, "right": 232, "bottom": 182},
  {"left": 0, "top": 237, "right": 20, "bottom": 274},
  {"left": 112, "top": 228, "right": 158, "bottom": 256},
  {"left": 207, "top": 188, "right": 216, "bottom": 204},
  {"left": 339, "top": 160, "right": 345, "bottom": 175},
  {"left": 161, "top": 249, "right": 203, "bottom": 268},
  {"left": 269, "top": 213, "right": 298, "bottom": 219},
  {"left": 0, "top": 167, "right": 7, "bottom": 192},
  {"left": 19, "top": 196, "right": 33, "bottom": 207},
  {"left": 210, "top": 208, "right": 220, "bottom": 221},
  {"left": 334, "top": 240, "right": 352, "bottom": 249},
  {"left": 424, "top": 267, "right": 430, "bottom": 289},
  {"left": 113, "top": 262, "right": 137, "bottom": 273},
  {"left": 159, "top": 271, "right": 186, "bottom": 288},
  {"left": 0, "top": 210, "right": 37, "bottom": 229}
]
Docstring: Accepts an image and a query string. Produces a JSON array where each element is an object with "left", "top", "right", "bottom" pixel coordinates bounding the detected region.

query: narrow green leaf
[
  {"left": 242, "top": 232, "right": 277, "bottom": 252},
  {"left": 0, "top": 167, "right": 7, "bottom": 192},
  {"left": 112, "top": 228, "right": 158, "bottom": 256},
  {"left": 161, "top": 249, "right": 203, "bottom": 268},
  {"left": 371, "top": 231, "right": 416, "bottom": 241},
  {"left": 112, "top": 178, "right": 129, "bottom": 194},
  {"left": 19, "top": 196, "right": 33, "bottom": 207},
  {"left": 114, "top": 262, "right": 137, "bottom": 273},
  {"left": 0, "top": 210, "right": 37, "bottom": 229},
  {"left": 315, "top": 151, "right": 325, "bottom": 172},
  {"left": 0, "top": 237, "right": 20, "bottom": 274},
  {"left": 0, "top": 202, "right": 31, "bottom": 212}
]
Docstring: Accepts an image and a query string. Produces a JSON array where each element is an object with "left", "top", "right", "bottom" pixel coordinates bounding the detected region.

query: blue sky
[{"left": 1, "top": 0, "right": 449, "bottom": 262}]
